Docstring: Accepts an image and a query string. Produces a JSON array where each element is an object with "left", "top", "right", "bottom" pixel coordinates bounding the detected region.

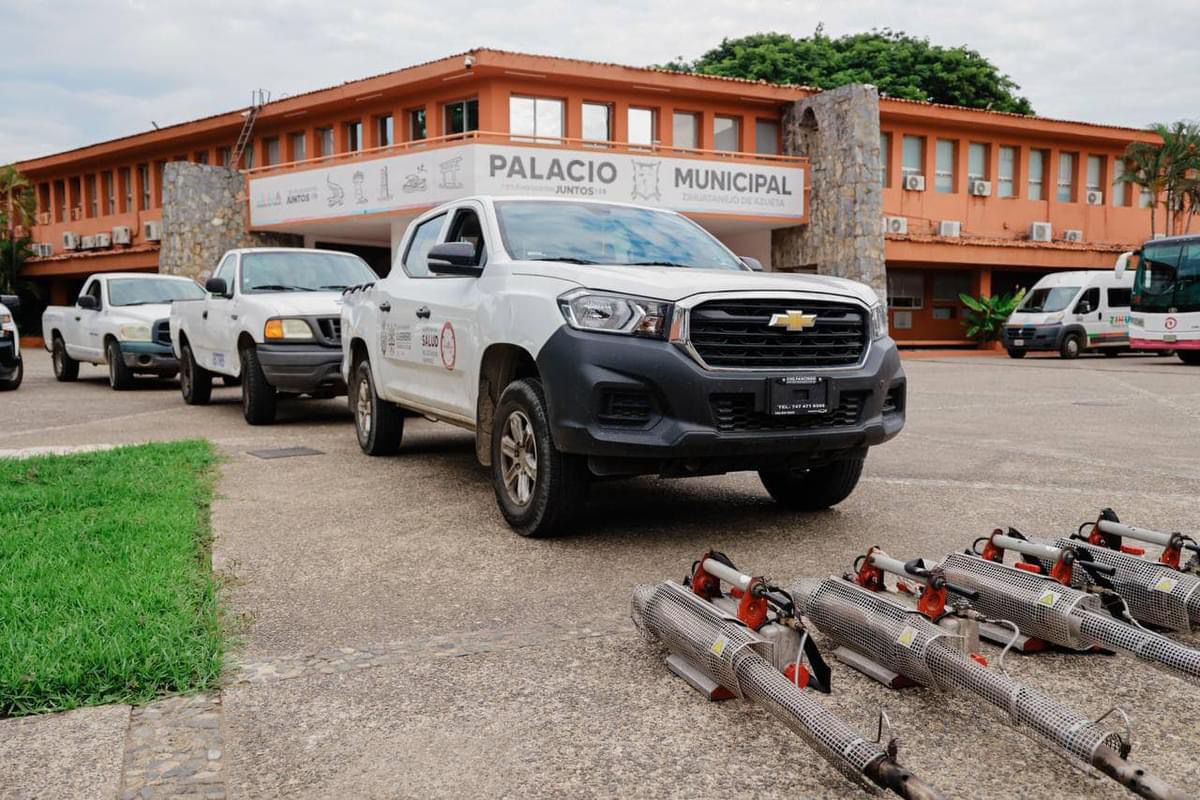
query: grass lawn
[{"left": 0, "top": 441, "right": 223, "bottom": 716}]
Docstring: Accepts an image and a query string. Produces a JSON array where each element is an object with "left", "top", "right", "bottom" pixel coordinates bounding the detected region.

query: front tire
[
  {"left": 52, "top": 336, "right": 79, "bottom": 382},
  {"left": 351, "top": 358, "right": 404, "bottom": 455},
  {"left": 1006, "top": 348, "right": 1026, "bottom": 359},
  {"left": 239, "top": 345, "right": 277, "bottom": 425},
  {"left": 179, "top": 341, "right": 212, "bottom": 405},
  {"left": 491, "top": 378, "right": 588, "bottom": 538},
  {"left": 759, "top": 456, "right": 865, "bottom": 511},
  {"left": 106, "top": 339, "right": 134, "bottom": 390},
  {"left": 0, "top": 357, "right": 22, "bottom": 391},
  {"left": 1059, "top": 332, "right": 1083, "bottom": 359},
  {"left": 1179, "top": 350, "right": 1200, "bottom": 366}
]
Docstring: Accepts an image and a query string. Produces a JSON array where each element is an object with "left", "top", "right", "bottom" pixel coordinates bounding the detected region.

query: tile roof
[{"left": 887, "top": 232, "right": 1136, "bottom": 252}]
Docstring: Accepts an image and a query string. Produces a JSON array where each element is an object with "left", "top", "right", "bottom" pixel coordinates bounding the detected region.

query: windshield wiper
[
  {"left": 623, "top": 261, "right": 693, "bottom": 268},
  {"left": 247, "top": 284, "right": 314, "bottom": 292},
  {"left": 528, "top": 257, "right": 598, "bottom": 265},
  {"left": 318, "top": 284, "right": 349, "bottom": 290}
]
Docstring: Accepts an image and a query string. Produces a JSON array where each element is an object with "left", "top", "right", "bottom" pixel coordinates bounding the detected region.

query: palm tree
[
  {"left": 1117, "top": 121, "right": 1200, "bottom": 237},
  {"left": 0, "top": 165, "right": 35, "bottom": 235}
]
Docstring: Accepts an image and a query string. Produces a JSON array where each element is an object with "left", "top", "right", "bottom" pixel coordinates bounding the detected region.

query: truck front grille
[
  {"left": 317, "top": 317, "right": 342, "bottom": 344},
  {"left": 688, "top": 298, "right": 867, "bottom": 369},
  {"left": 152, "top": 319, "right": 171, "bottom": 348},
  {"left": 710, "top": 391, "right": 865, "bottom": 432}
]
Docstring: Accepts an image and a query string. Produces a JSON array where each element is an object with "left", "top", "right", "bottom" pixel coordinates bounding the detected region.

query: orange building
[{"left": 12, "top": 49, "right": 1159, "bottom": 345}]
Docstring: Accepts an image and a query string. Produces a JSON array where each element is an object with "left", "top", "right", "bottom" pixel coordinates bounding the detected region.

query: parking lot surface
[{"left": 2, "top": 350, "right": 1199, "bottom": 799}]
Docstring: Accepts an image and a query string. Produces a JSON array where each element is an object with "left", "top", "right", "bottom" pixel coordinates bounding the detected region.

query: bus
[{"left": 1116, "top": 234, "right": 1200, "bottom": 365}]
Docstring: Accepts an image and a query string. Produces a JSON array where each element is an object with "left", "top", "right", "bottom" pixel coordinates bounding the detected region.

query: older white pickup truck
[
  {"left": 169, "top": 247, "right": 378, "bottom": 424},
  {"left": 42, "top": 273, "right": 205, "bottom": 390},
  {"left": 341, "top": 196, "right": 906, "bottom": 537},
  {"left": 0, "top": 294, "right": 22, "bottom": 391}
]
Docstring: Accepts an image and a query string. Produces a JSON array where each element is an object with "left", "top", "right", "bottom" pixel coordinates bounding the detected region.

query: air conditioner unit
[
  {"left": 938, "top": 220, "right": 962, "bottom": 238},
  {"left": 143, "top": 220, "right": 162, "bottom": 241},
  {"left": 1151, "top": 233, "right": 1167, "bottom": 240},
  {"left": 1086, "top": 190, "right": 1104, "bottom": 206},
  {"left": 70, "top": 206, "right": 83, "bottom": 221},
  {"left": 37, "top": 212, "right": 51, "bottom": 225},
  {"left": 62, "top": 231, "right": 80, "bottom": 250},
  {"left": 969, "top": 180, "right": 992, "bottom": 197},
  {"left": 1064, "top": 229, "right": 1084, "bottom": 242},
  {"left": 903, "top": 174, "right": 926, "bottom": 192},
  {"left": 112, "top": 226, "right": 132, "bottom": 245},
  {"left": 95, "top": 232, "right": 112, "bottom": 248},
  {"left": 80, "top": 235, "right": 98, "bottom": 250},
  {"left": 1029, "top": 222, "right": 1053, "bottom": 242},
  {"left": 883, "top": 215, "right": 909, "bottom": 235}
]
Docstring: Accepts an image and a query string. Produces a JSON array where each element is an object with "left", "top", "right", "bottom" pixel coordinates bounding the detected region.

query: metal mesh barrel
[
  {"left": 791, "top": 578, "right": 1125, "bottom": 766},
  {"left": 632, "top": 581, "right": 888, "bottom": 790}
]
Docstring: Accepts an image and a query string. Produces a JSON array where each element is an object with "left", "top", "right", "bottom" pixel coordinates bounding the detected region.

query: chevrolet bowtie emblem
[{"left": 768, "top": 310, "right": 818, "bottom": 331}]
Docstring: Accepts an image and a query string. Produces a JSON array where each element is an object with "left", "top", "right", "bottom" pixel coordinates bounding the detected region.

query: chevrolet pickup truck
[
  {"left": 0, "top": 295, "right": 22, "bottom": 391},
  {"left": 170, "top": 247, "right": 378, "bottom": 424},
  {"left": 42, "top": 273, "right": 205, "bottom": 389},
  {"left": 340, "top": 196, "right": 906, "bottom": 537}
]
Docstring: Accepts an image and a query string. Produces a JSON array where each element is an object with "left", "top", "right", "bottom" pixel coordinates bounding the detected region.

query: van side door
[
  {"left": 1073, "top": 286, "right": 1102, "bottom": 346},
  {"left": 1105, "top": 285, "right": 1133, "bottom": 345}
]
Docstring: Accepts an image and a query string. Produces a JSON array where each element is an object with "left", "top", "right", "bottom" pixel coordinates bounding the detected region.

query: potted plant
[{"left": 958, "top": 289, "right": 1026, "bottom": 348}]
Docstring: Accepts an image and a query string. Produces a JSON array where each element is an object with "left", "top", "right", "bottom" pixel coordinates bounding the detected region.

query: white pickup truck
[
  {"left": 42, "top": 272, "right": 205, "bottom": 390},
  {"left": 169, "top": 247, "right": 378, "bottom": 424},
  {"left": 0, "top": 294, "right": 22, "bottom": 391},
  {"left": 341, "top": 196, "right": 906, "bottom": 537}
]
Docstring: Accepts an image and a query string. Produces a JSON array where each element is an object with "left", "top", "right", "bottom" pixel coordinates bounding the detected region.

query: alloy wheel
[
  {"left": 499, "top": 410, "right": 538, "bottom": 507},
  {"left": 356, "top": 373, "right": 373, "bottom": 440}
]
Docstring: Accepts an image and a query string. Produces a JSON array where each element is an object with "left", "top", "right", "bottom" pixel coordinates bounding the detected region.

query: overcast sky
[{"left": 2, "top": 0, "right": 1197, "bottom": 163}]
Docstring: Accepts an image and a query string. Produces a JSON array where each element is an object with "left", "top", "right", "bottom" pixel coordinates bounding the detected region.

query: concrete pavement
[{"left": 2, "top": 349, "right": 1199, "bottom": 799}]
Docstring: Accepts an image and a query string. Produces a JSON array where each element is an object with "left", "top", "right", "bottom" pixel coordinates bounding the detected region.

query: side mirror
[
  {"left": 740, "top": 256, "right": 764, "bottom": 272},
  {"left": 427, "top": 242, "right": 483, "bottom": 276},
  {"left": 1115, "top": 250, "right": 1133, "bottom": 277},
  {"left": 0, "top": 294, "right": 19, "bottom": 310},
  {"left": 205, "top": 278, "right": 229, "bottom": 297},
  {"left": 77, "top": 295, "right": 98, "bottom": 310}
]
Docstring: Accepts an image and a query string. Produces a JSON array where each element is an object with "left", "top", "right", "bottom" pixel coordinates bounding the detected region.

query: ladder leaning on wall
[{"left": 230, "top": 89, "right": 270, "bottom": 169}]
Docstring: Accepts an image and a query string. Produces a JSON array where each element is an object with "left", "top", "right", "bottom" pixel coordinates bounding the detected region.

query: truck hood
[
  {"left": 254, "top": 291, "right": 345, "bottom": 317},
  {"left": 508, "top": 262, "right": 879, "bottom": 305},
  {"left": 109, "top": 304, "right": 175, "bottom": 324},
  {"left": 1007, "top": 311, "right": 1065, "bottom": 326}
]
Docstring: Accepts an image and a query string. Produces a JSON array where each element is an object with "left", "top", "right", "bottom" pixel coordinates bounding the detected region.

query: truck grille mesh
[
  {"left": 709, "top": 391, "right": 865, "bottom": 432},
  {"left": 317, "top": 317, "right": 342, "bottom": 345},
  {"left": 152, "top": 319, "right": 171, "bottom": 348},
  {"left": 689, "top": 298, "right": 866, "bottom": 369}
]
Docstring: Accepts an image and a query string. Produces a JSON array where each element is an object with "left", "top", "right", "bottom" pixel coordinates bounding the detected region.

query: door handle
[
  {"left": 74, "top": 316, "right": 81, "bottom": 321},
  {"left": 416, "top": 306, "right": 431, "bottom": 319},
  {"left": 202, "top": 310, "right": 208, "bottom": 320},
  {"left": 379, "top": 302, "right": 392, "bottom": 313},
  {"left": 231, "top": 314, "right": 239, "bottom": 320}
]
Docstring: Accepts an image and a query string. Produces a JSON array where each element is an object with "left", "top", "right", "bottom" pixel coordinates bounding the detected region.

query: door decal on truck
[
  {"left": 439, "top": 322, "right": 457, "bottom": 371},
  {"left": 380, "top": 323, "right": 412, "bottom": 360}
]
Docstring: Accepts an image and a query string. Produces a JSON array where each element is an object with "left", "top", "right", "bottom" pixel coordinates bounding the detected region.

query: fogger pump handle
[
  {"left": 991, "top": 532, "right": 1062, "bottom": 563},
  {"left": 1097, "top": 520, "right": 1175, "bottom": 548},
  {"left": 868, "top": 552, "right": 922, "bottom": 582},
  {"left": 701, "top": 557, "right": 752, "bottom": 592}
]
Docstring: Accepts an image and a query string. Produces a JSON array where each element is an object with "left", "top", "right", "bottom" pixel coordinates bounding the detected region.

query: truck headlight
[
  {"left": 558, "top": 289, "right": 672, "bottom": 339},
  {"left": 264, "top": 318, "right": 314, "bottom": 340},
  {"left": 0, "top": 313, "right": 12, "bottom": 330},
  {"left": 118, "top": 323, "right": 152, "bottom": 342},
  {"left": 868, "top": 301, "right": 888, "bottom": 340}
]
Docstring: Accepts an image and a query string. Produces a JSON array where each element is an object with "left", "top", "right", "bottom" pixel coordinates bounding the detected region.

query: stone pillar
[
  {"left": 772, "top": 84, "right": 886, "bottom": 299},
  {"left": 159, "top": 162, "right": 302, "bottom": 280}
]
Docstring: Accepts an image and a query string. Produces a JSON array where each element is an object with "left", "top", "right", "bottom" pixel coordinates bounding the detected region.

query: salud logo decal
[
  {"left": 439, "top": 321, "right": 457, "bottom": 371},
  {"left": 768, "top": 310, "right": 818, "bottom": 331},
  {"left": 1166, "top": 316, "right": 1178, "bottom": 330}
]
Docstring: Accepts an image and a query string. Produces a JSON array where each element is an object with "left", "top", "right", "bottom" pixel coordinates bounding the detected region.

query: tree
[
  {"left": 0, "top": 165, "right": 36, "bottom": 234},
  {"left": 1116, "top": 121, "right": 1200, "bottom": 237},
  {"left": 660, "top": 28, "right": 1035, "bottom": 114},
  {"left": 0, "top": 235, "right": 34, "bottom": 296}
]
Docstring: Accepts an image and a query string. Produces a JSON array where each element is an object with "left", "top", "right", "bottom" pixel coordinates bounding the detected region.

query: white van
[{"left": 1002, "top": 270, "right": 1134, "bottom": 359}]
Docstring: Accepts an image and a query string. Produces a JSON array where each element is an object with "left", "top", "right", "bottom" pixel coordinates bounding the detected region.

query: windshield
[
  {"left": 1018, "top": 285, "right": 1081, "bottom": 313},
  {"left": 108, "top": 278, "right": 205, "bottom": 306},
  {"left": 240, "top": 251, "right": 378, "bottom": 293},
  {"left": 494, "top": 201, "right": 747, "bottom": 270},
  {"left": 1132, "top": 241, "right": 1200, "bottom": 313}
]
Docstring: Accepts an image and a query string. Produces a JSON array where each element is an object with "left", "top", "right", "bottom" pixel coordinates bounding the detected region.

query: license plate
[
  {"left": 768, "top": 376, "right": 828, "bottom": 416},
  {"left": 1013, "top": 339, "right": 1025, "bottom": 347}
]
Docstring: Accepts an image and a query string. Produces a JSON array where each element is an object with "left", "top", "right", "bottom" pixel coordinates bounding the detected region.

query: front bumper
[
  {"left": 256, "top": 343, "right": 346, "bottom": 394},
  {"left": 535, "top": 327, "right": 906, "bottom": 476},
  {"left": 119, "top": 341, "right": 178, "bottom": 372},
  {"left": 1002, "top": 324, "right": 1063, "bottom": 350}
]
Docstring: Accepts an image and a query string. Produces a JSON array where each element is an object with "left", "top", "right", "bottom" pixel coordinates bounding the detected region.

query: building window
[
  {"left": 290, "top": 132, "right": 307, "bottom": 162},
  {"left": 880, "top": 133, "right": 891, "bottom": 187},
  {"left": 1139, "top": 187, "right": 1154, "bottom": 209},
  {"left": 673, "top": 112, "right": 699, "bottom": 150},
  {"left": 713, "top": 115, "right": 740, "bottom": 152},
  {"left": 86, "top": 175, "right": 98, "bottom": 217},
  {"left": 902, "top": 135, "right": 924, "bottom": 177},
  {"left": 629, "top": 107, "right": 657, "bottom": 147},
  {"left": 155, "top": 161, "right": 166, "bottom": 205},
  {"left": 102, "top": 171, "right": 115, "bottom": 215},
  {"left": 1086, "top": 154, "right": 1103, "bottom": 197},
  {"left": 409, "top": 108, "right": 426, "bottom": 141},
  {"left": 444, "top": 98, "right": 478, "bottom": 137},
  {"left": 1028, "top": 149, "right": 1047, "bottom": 200},
  {"left": 932, "top": 272, "right": 970, "bottom": 303},
  {"left": 377, "top": 114, "right": 394, "bottom": 148},
  {"left": 218, "top": 147, "right": 232, "bottom": 168},
  {"left": 55, "top": 179, "right": 66, "bottom": 222},
  {"left": 1113, "top": 159, "right": 1128, "bottom": 206},
  {"left": 1057, "top": 152, "right": 1076, "bottom": 202},
  {"left": 316, "top": 127, "right": 334, "bottom": 157},
  {"left": 346, "top": 121, "right": 363, "bottom": 152},
  {"left": 195, "top": 150, "right": 209, "bottom": 165},
  {"left": 935, "top": 139, "right": 956, "bottom": 193},
  {"left": 119, "top": 167, "right": 132, "bottom": 212},
  {"left": 138, "top": 164, "right": 150, "bottom": 210},
  {"left": 967, "top": 143, "right": 988, "bottom": 181},
  {"left": 582, "top": 102, "right": 613, "bottom": 143},
  {"left": 243, "top": 142, "right": 255, "bottom": 170},
  {"left": 997, "top": 146, "right": 1017, "bottom": 197},
  {"left": 510, "top": 96, "right": 564, "bottom": 141},
  {"left": 264, "top": 137, "right": 281, "bottom": 166},
  {"left": 887, "top": 272, "right": 924, "bottom": 309},
  {"left": 755, "top": 120, "right": 780, "bottom": 155}
]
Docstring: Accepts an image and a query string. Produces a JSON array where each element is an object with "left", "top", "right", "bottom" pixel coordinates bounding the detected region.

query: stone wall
[
  {"left": 772, "top": 84, "right": 886, "bottom": 299},
  {"left": 159, "top": 162, "right": 301, "bottom": 280}
]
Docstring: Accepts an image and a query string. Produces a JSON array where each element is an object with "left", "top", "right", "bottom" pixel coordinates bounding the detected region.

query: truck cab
[
  {"left": 1003, "top": 269, "right": 1135, "bottom": 359},
  {"left": 342, "top": 196, "right": 906, "bottom": 537}
]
